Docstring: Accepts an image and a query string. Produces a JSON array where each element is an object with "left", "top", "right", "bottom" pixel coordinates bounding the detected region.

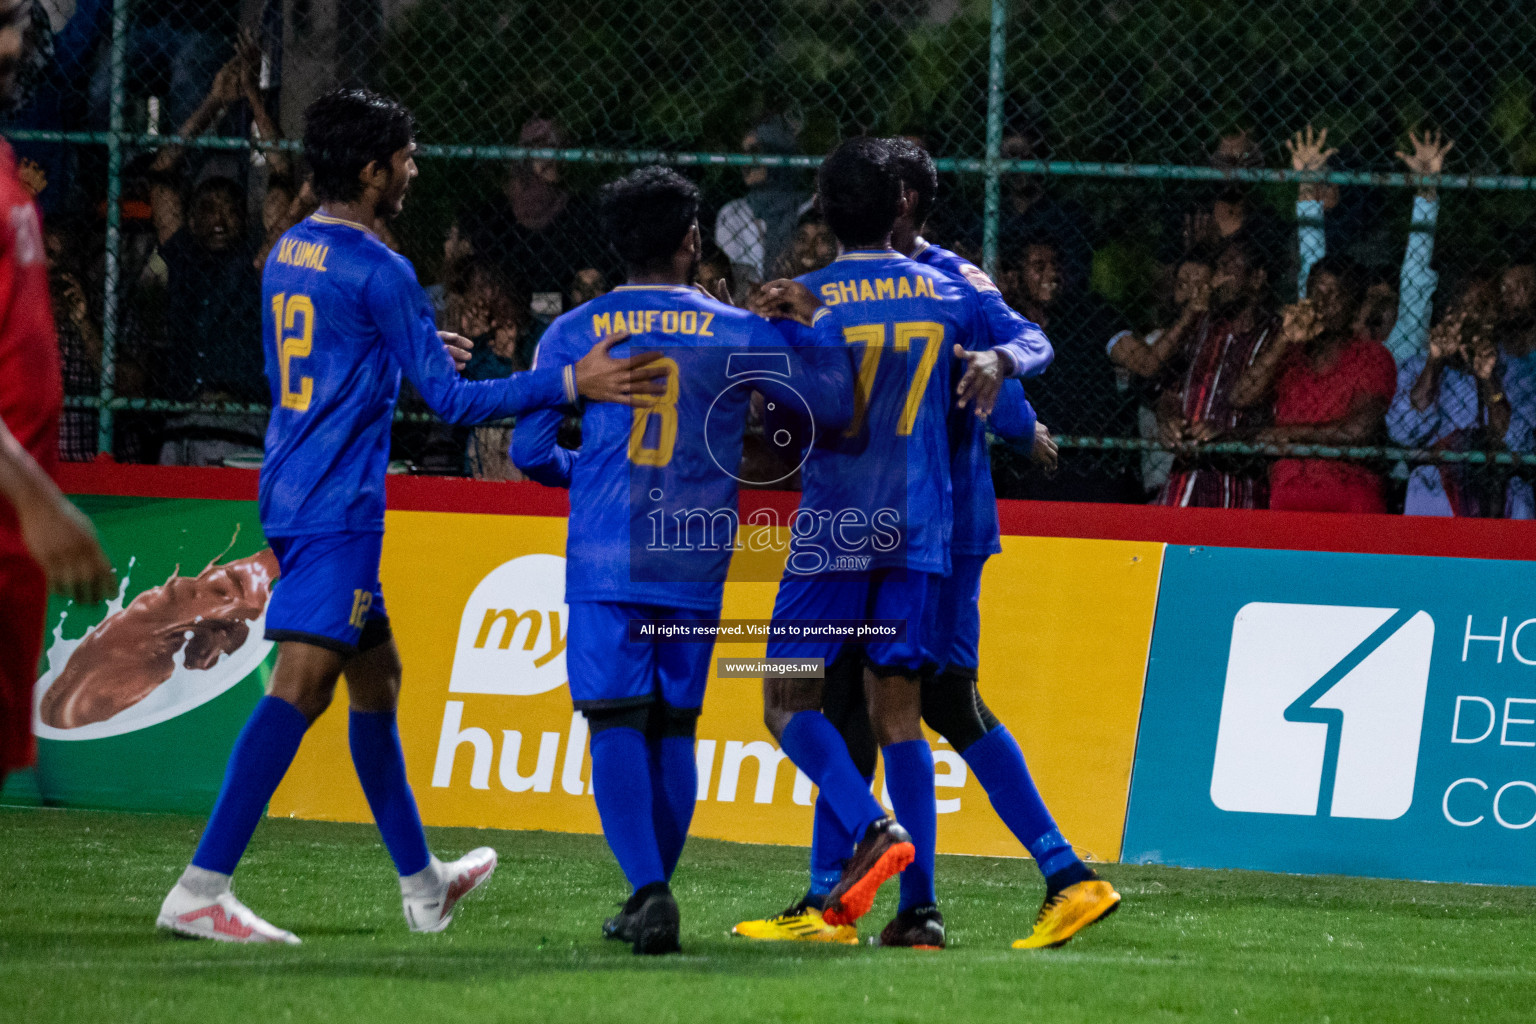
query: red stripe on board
[
  {"left": 56, "top": 461, "right": 1536, "bottom": 561},
  {"left": 995, "top": 498, "right": 1536, "bottom": 562}
]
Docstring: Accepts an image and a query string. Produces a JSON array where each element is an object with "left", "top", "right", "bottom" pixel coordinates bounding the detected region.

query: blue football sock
[
  {"left": 964, "top": 726, "right": 1085, "bottom": 881},
  {"left": 779, "top": 711, "right": 885, "bottom": 839},
  {"left": 191, "top": 696, "right": 309, "bottom": 875},
  {"left": 349, "top": 709, "right": 431, "bottom": 877},
  {"left": 883, "top": 739, "right": 937, "bottom": 911},
  {"left": 649, "top": 735, "right": 697, "bottom": 880},
  {"left": 589, "top": 726, "right": 665, "bottom": 891},
  {"left": 806, "top": 773, "right": 871, "bottom": 898}
]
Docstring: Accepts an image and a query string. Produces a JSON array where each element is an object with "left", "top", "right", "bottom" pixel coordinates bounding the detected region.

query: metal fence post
[
  {"left": 981, "top": 0, "right": 1008, "bottom": 278},
  {"left": 97, "top": 0, "right": 129, "bottom": 455}
]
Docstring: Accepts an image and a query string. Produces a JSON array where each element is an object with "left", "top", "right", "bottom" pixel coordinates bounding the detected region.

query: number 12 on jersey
[
  {"left": 271, "top": 291, "right": 315, "bottom": 412},
  {"left": 843, "top": 320, "right": 945, "bottom": 437}
]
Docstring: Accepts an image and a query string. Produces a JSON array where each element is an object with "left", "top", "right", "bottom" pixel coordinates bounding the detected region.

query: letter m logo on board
[{"left": 1209, "top": 603, "right": 1434, "bottom": 821}]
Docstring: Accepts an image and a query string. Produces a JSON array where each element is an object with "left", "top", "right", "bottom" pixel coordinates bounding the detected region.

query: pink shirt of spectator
[{"left": 1269, "top": 334, "right": 1397, "bottom": 513}]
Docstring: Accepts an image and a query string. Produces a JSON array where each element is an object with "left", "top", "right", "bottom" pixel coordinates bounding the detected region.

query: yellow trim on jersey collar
[
  {"left": 612, "top": 284, "right": 692, "bottom": 292},
  {"left": 911, "top": 237, "right": 931, "bottom": 259},
  {"left": 310, "top": 212, "right": 375, "bottom": 234},
  {"left": 834, "top": 248, "right": 898, "bottom": 262}
]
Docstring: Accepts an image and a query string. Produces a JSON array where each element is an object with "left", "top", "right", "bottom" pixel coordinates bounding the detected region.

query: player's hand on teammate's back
[
  {"left": 21, "top": 494, "right": 116, "bottom": 604},
  {"left": 574, "top": 333, "right": 669, "bottom": 405},
  {"left": 439, "top": 331, "right": 474, "bottom": 372},
  {"left": 750, "top": 279, "right": 820, "bottom": 325},
  {"left": 954, "top": 344, "right": 1006, "bottom": 418}
]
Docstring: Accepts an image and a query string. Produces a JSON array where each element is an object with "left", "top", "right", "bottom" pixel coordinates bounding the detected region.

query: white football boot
[
  {"left": 401, "top": 848, "right": 497, "bottom": 933},
  {"left": 157, "top": 883, "right": 301, "bottom": 945}
]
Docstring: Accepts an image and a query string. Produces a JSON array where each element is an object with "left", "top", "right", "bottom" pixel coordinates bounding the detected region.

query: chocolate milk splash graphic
[{"left": 38, "top": 547, "right": 280, "bottom": 731}]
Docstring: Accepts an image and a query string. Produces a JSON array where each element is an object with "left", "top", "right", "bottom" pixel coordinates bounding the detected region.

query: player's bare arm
[
  {"left": 573, "top": 332, "right": 669, "bottom": 405},
  {"left": 0, "top": 416, "right": 115, "bottom": 603},
  {"left": 953, "top": 344, "right": 1006, "bottom": 418},
  {"left": 750, "top": 278, "right": 821, "bottom": 326},
  {"left": 440, "top": 330, "right": 473, "bottom": 371}
]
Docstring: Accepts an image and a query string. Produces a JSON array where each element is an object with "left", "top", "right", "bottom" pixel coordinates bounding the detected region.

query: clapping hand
[{"left": 1279, "top": 300, "right": 1323, "bottom": 346}]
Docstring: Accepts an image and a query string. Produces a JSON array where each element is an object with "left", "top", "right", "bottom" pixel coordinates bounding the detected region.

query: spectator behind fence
[
  {"left": 1161, "top": 128, "right": 1286, "bottom": 275},
  {"left": 1108, "top": 253, "right": 1213, "bottom": 495},
  {"left": 996, "top": 120, "right": 1096, "bottom": 291},
  {"left": 1151, "top": 238, "right": 1278, "bottom": 508},
  {"left": 89, "top": 0, "right": 236, "bottom": 133},
  {"left": 1389, "top": 300, "right": 1536, "bottom": 518},
  {"left": 714, "top": 116, "right": 811, "bottom": 298},
  {"left": 439, "top": 259, "right": 534, "bottom": 481},
  {"left": 1498, "top": 252, "right": 1536, "bottom": 362},
  {"left": 1231, "top": 255, "right": 1397, "bottom": 513},
  {"left": 695, "top": 245, "right": 735, "bottom": 301},
  {"left": 46, "top": 216, "right": 100, "bottom": 462},
  {"left": 1294, "top": 126, "right": 1450, "bottom": 366},
  {"left": 153, "top": 176, "right": 266, "bottom": 465},
  {"left": 771, "top": 209, "right": 837, "bottom": 279},
  {"left": 466, "top": 117, "right": 611, "bottom": 324},
  {"left": 997, "top": 238, "right": 1139, "bottom": 503}
]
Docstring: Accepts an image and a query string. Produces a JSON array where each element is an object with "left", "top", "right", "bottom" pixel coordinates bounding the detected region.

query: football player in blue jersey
[
  {"left": 751, "top": 137, "right": 1008, "bottom": 945},
  {"left": 512, "top": 166, "right": 851, "bottom": 955},
  {"left": 156, "top": 89, "right": 665, "bottom": 946},
  {"left": 736, "top": 139, "right": 1120, "bottom": 950}
]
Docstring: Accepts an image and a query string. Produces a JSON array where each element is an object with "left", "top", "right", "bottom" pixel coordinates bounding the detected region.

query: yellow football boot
[
  {"left": 732, "top": 902, "right": 859, "bottom": 945},
  {"left": 1012, "top": 877, "right": 1121, "bottom": 949}
]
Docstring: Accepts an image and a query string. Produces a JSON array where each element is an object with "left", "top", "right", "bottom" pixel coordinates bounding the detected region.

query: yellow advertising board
[{"left": 270, "top": 512, "right": 1161, "bottom": 862}]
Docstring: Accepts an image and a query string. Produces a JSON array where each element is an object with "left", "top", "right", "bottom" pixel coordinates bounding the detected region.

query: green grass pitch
[{"left": 3, "top": 808, "right": 1535, "bottom": 1023}]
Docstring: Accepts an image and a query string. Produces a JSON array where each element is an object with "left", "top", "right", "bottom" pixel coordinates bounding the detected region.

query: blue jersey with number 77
[
  {"left": 794, "top": 248, "right": 990, "bottom": 576},
  {"left": 258, "top": 213, "right": 573, "bottom": 537}
]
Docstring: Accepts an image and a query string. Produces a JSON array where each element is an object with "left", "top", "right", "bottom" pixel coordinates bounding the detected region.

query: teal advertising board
[{"left": 1123, "top": 545, "right": 1536, "bottom": 886}]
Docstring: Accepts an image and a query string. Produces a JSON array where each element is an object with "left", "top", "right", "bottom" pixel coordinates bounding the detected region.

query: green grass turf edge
[{"left": 3, "top": 807, "right": 1536, "bottom": 1024}]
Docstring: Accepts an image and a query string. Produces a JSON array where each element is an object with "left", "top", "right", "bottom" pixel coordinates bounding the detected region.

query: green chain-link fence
[{"left": 11, "top": 0, "right": 1536, "bottom": 513}]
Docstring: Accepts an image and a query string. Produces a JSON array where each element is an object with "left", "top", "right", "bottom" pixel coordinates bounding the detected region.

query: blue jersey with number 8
[
  {"left": 515, "top": 284, "right": 851, "bottom": 611},
  {"left": 258, "top": 213, "right": 571, "bottom": 536}
]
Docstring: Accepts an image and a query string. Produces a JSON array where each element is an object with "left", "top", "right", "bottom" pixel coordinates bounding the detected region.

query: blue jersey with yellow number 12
[
  {"left": 258, "top": 213, "right": 571, "bottom": 537},
  {"left": 514, "top": 284, "right": 851, "bottom": 612},
  {"left": 796, "top": 248, "right": 990, "bottom": 575}
]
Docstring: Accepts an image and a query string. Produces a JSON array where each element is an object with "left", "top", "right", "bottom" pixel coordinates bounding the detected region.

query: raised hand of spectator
[
  {"left": 1427, "top": 312, "right": 1466, "bottom": 364},
  {"left": 1279, "top": 299, "right": 1323, "bottom": 348},
  {"left": 209, "top": 54, "right": 245, "bottom": 110},
  {"left": 1396, "top": 128, "right": 1453, "bottom": 199},
  {"left": 1287, "top": 125, "right": 1336, "bottom": 202}
]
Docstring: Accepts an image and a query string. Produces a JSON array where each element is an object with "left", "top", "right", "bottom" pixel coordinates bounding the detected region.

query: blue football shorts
[
  {"left": 764, "top": 567, "right": 941, "bottom": 675},
  {"left": 930, "top": 553, "right": 987, "bottom": 675},
  {"left": 265, "top": 531, "right": 390, "bottom": 655},
  {"left": 565, "top": 601, "right": 718, "bottom": 712}
]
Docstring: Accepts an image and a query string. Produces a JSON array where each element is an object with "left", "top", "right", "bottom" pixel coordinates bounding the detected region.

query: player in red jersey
[{"left": 0, "top": 0, "right": 115, "bottom": 786}]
